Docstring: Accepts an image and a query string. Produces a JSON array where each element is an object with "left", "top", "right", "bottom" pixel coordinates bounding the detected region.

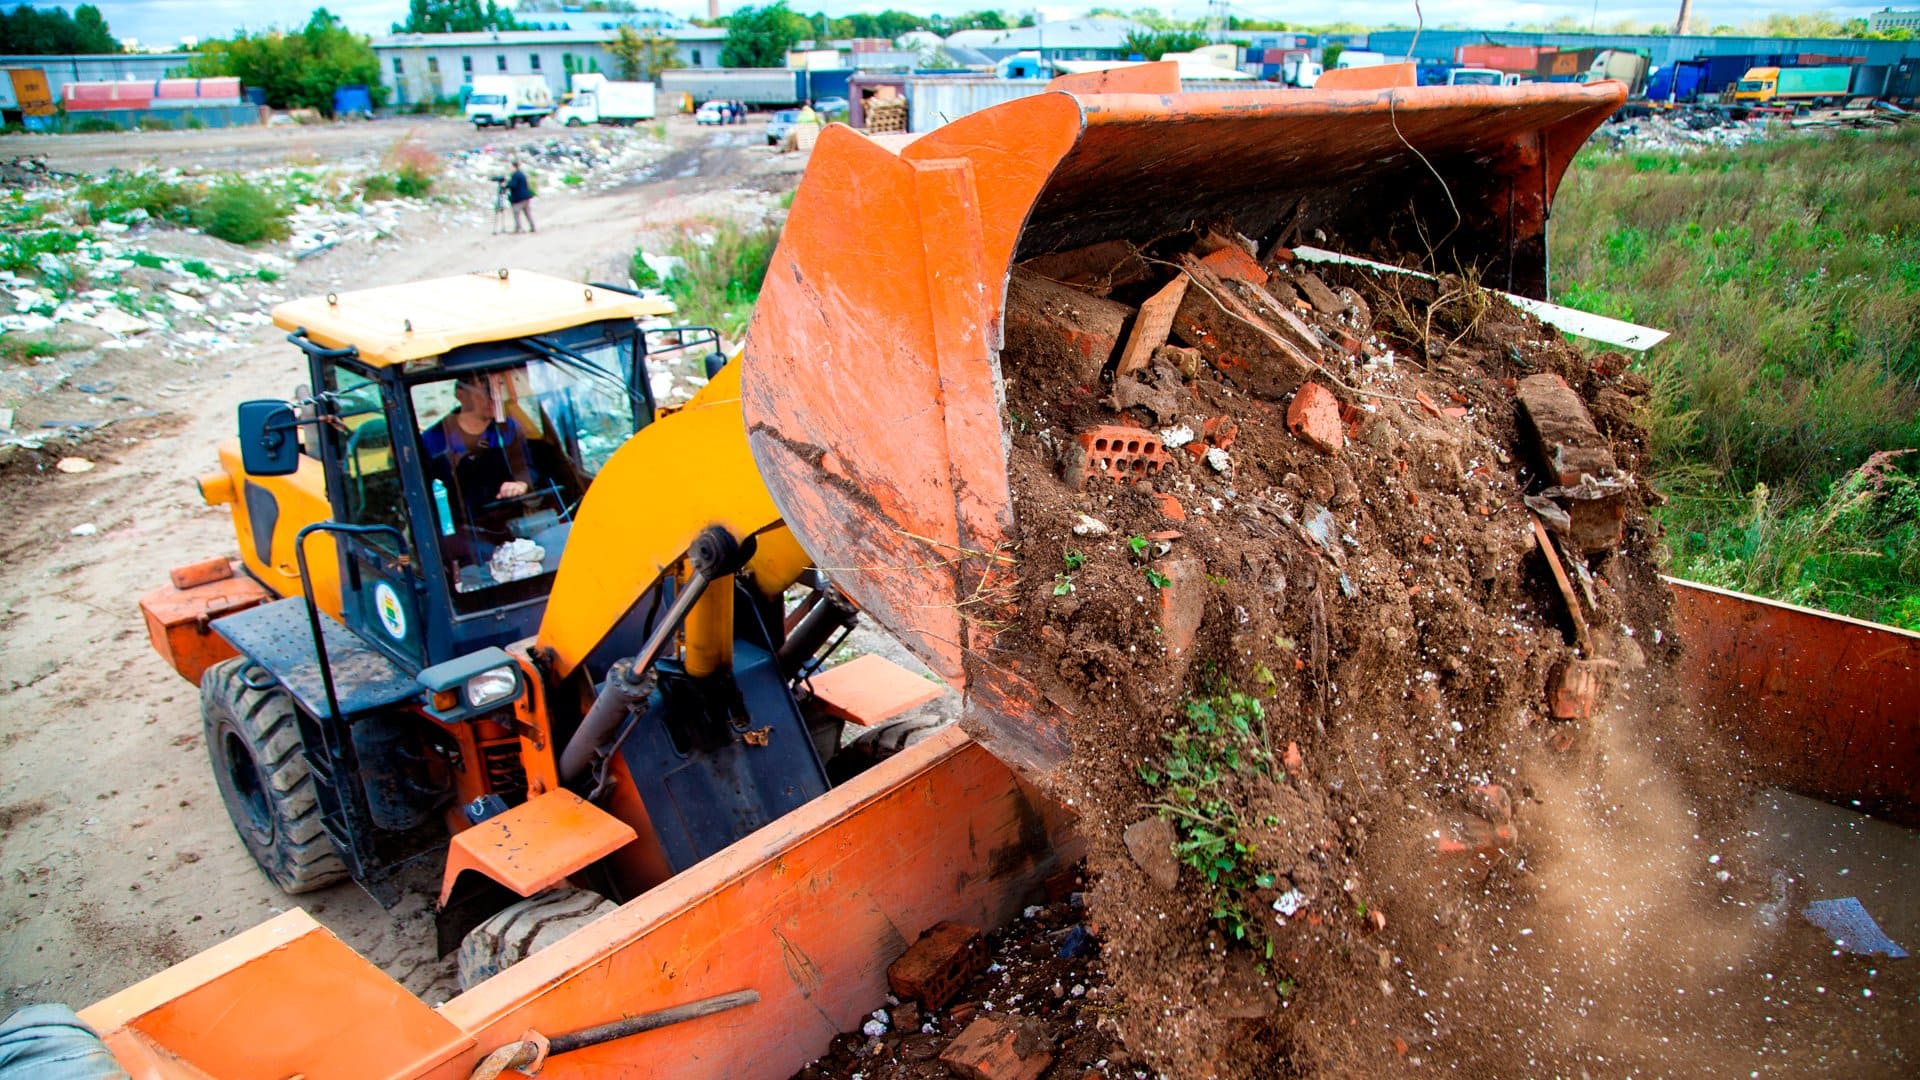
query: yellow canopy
[{"left": 270, "top": 269, "right": 674, "bottom": 368}]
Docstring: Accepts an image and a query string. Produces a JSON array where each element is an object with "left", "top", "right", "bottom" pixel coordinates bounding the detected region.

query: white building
[
  {"left": 372, "top": 28, "right": 727, "bottom": 105},
  {"left": 1867, "top": 8, "right": 1920, "bottom": 33}
]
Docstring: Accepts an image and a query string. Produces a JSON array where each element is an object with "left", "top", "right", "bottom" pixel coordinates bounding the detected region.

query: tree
[
  {"left": 720, "top": 2, "right": 810, "bottom": 68},
  {"left": 1124, "top": 29, "right": 1206, "bottom": 61},
  {"left": 393, "top": 0, "right": 520, "bottom": 34},
  {"left": 0, "top": 3, "right": 119, "bottom": 54},
  {"left": 187, "top": 9, "right": 385, "bottom": 116},
  {"left": 606, "top": 23, "right": 682, "bottom": 80}
]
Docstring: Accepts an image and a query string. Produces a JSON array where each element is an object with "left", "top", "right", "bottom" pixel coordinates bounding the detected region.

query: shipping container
[
  {"left": 1646, "top": 60, "right": 1707, "bottom": 103},
  {"left": 3, "top": 67, "right": 54, "bottom": 115},
  {"left": 1889, "top": 58, "right": 1920, "bottom": 103},
  {"left": 1453, "top": 44, "right": 1544, "bottom": 73},
  {"left": 661, "top": 68, "right": 807, "bottom": 106},
  {"left": 1849, "top": 64, "right": 1890, "bottom": 97}
]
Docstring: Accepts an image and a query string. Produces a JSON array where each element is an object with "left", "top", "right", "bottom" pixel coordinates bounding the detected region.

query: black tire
[
  {"left": 201, "top": 657, "right": 347, "bottom": 894},
  {"left": 457, "top": 887, "right": 616, "bottom": 991},
  {"left": 827, "top": 711, "right": 949, "bottom": 784}
]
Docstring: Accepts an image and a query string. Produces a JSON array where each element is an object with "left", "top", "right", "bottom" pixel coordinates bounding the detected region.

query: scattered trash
[
  {"left": 70, "top": 522, "right": 97, "bottom": 536},
  {"left": 1801, "top": 897, "right": 1909, "bottom": 958},
  {"left": 54, "top": 456, "right": 94, "bottom": 473}
]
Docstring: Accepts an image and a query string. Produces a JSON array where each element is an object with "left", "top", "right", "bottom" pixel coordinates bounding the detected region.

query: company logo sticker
[{"left": 374, "top": 581, "right": 407, "bottom": 640}]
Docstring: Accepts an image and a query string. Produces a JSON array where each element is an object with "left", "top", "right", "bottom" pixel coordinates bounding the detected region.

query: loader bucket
[{"left": 743, "top": 69, "right": 1626, "bottom": 782}]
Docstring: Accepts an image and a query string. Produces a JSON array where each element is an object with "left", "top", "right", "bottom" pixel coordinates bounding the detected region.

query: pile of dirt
[
  {"left": 982, "top": 229, "right": 1683, "bottom": 1076},
  {"left": 798, "top": 229, "right": 1917, "bottom": 1076}
]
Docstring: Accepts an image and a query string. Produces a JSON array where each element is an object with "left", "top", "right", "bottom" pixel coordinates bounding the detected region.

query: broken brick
[
  {"left": 939, "top": 1015, "right": 1055, "bottom": 1080},
  {"left": 887, "top": 921, "right": 986, "bottom": 1011},
  {"left": 1115, "top": 274, "right": 1191, "bottom": 378},
  {"left": 1201, "top": 416, "right": 1240, "bottom": 449},
  {"left": 1294, "top": 271, "right": 1346, "bottom": 315},
  {"left": 1546, "top": 657, "right": 1619, "bottom": 720},
  {"left": 1199, "top": 242, "right": 1269, "bottom": 286},
  {"left": 1003, "top": 266, "right": 1132, "bottom": 386},
  {"left": 1434, "top": 819, "right": 1519, "bottom": 860},
  {"left": 1152, "top": 491, "right": 1186, "bottom": 521},
  {"left": 1514, "top": 373, "right": 1619, "bottom": 488},
  {"left": 1123, "top": 815, "right": 1180, "bottom": 891},
  {"left": 1062, "top": 425, "right": 1170, "bottom": 490},
  {"left": 1286, "top": 382, "right": 1343, "bottom": 455},
  {"left": 1170, "top": 253, "right": 1316, "bottom": 399},
  {"left": 1465, "top": 783, "right": 1513, "bottom": 825},
  {"left": 1018, "top": 239, "right": 1150, "bottom": 296},
  {"left": 1155, "top": 556, "right": 1205, "bottom": 657}
]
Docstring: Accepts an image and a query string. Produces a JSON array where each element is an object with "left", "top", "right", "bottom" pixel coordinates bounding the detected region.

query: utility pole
[{"left": 1674, "top": 0, "right": 1693, "bottom": 35}]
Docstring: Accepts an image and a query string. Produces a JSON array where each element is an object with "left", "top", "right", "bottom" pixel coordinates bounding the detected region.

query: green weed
[
  {"left": 0, "top": 337, "right": 79, "bottom": 364},
  {"left": 75, "top": 170, "right": 194, "bottom": 226},
  {"left": 1137, "top": 688, "right": 1280, "bottom": 951},
  {"left": 187, "top": 178, "right": 291, "bottom": 245}
]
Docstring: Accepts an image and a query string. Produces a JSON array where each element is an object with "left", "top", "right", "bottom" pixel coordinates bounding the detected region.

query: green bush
[
  {"left": 136, "top": 116, "right": 172, "bottom": 132},
  {"left": 187, "top": 178, "right": 291, "bottom": 245},
  {"left": 360, "top": 172, "right": 399, "bottom": 200},
  {"left": 393, "top": 164, "right": 434, "bottom": 197},
  {"left": 71, "top": 116, "right": 119, "bottom": 133},
  {"left": 0, "top": 230, "right": 81, "bottom": 275}
]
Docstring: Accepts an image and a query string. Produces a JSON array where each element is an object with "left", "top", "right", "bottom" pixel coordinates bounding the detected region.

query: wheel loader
[
  {"left": 91, "top": 65, "right": 1915, "bottom": 1078},
  {"left": 139, "top": 270, "right": 945, "bottom": 965}
]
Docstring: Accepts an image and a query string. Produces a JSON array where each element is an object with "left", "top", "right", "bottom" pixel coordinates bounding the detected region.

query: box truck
[
  {"left": 554, "top": 73, "right": 657, "bottom": 126},
  {"left": 465, "top": 75, "right": 554, "bottom": 128}
]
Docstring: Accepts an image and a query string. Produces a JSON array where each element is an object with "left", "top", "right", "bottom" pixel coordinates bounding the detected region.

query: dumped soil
[{"left": 800, "top": 229, "right": 1917, "bottom": 1076}]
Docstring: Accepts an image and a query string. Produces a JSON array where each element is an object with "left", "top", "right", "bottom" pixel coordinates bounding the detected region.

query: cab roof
[{"left": 269, "top": 269, "right": 675, "bottom": 368}]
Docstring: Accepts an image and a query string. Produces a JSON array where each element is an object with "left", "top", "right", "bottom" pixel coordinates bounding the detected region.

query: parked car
[
  {"left": 695, "top": 100, "right": 730, "bottom": 125},
  {"left": 765, "top": 108, "right": 802, "bottom": 146}
]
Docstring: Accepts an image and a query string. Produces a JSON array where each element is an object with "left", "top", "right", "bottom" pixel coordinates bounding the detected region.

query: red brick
[
  {"left": 1514, "top": 373, "right": 1619, "bottom": 488},
  {"left": 1434, "top": 819, "right": 1519, "bottom": 860},
  {"left": 1171, "top": 253, "right": 1316, "bottom": 399},
  {"left": 1286, "top": 382, "right": 1343, "bottom": 455},
  {"left": 938, "top": 1015, "right": 1055, "bottom": 1080},
  {"left": 1199, "top": 242, "right": 1269, "bottom": 286},
  {"left": 1002, "top": 266, "right": 1132, "bottom": 386},
  {"left": 1465, "top": 783, "right": 1513, "bottom": 825},
  {"left": 1018, "top": 240, "right": 1150, "bottom": 296},
  {"left": 1063, "top": 425, "right": 1170, "bottom": 490},
  {"left": 1152, "top": 491, "right": 1186, "bottom": 521},
  {"left": 887, "top": 921, "right": 985, "bottom": 1010},
  {"left": 1155, "top": 556, "right": 1205, "bottom": 656},
  {"left": 1294, "top": 271, "right": 1346, "bottom": 315},
  {"left": 1201, "top": 416, "right": 1239, "bottom": 449},
  {"left": 1546, "top": 658, "right": 1618, "bottom": 720}
]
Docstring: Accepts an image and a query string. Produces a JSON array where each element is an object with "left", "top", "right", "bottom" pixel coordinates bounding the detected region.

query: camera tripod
[{"left": 492, "top": 182, "right": 509, "bottom": 235}]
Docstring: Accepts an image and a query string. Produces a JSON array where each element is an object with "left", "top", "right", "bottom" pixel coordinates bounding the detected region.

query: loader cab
[
  {"left": 247, "top": 271, "right": 690, "bottom": 675},
  {"left": 303, "top": 318, "right": 657, "bottom": 670}
]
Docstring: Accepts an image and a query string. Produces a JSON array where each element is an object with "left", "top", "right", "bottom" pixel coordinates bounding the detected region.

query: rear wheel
[
  {"left": 201, "top": 657, "right": 347, "bottom": 894},
  {"left": 457, "top": 887, "right": 617, "bottom": 990}
]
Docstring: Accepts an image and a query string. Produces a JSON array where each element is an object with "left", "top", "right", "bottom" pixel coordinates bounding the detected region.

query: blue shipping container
[{"left": 332, "top": 85, "right": 372, "bottom": 116}]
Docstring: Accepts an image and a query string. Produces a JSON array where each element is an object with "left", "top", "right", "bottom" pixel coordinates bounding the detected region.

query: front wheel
[
  {"left": 528, "top": 117, "right": 542, "bottom": 128},
  {"left": 566, "top": 117, "right": 583, "bottom": 127},
  {"left": 457, "top": 887, "right": 616, "bottom": 990},
  {"left": 201, "top": 658, "right": 348, "bottom": 894}
]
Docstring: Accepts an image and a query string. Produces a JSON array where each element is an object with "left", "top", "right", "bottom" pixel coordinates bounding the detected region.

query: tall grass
[
  {"left": 1552, "top": 124, "right": 1920, "bottom": 628},
  {"left": 630, "top": 218, "right": 780, "bottom": 336}
]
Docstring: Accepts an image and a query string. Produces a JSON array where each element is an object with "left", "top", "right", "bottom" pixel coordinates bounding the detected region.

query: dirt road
[{"left": 0, "top": 115, "right": 799, "bottom": 1011}]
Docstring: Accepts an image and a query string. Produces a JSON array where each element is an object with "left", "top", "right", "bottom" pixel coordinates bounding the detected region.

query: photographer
[{"left": 500, "top": 158, "right": 534, "bottom": 234}]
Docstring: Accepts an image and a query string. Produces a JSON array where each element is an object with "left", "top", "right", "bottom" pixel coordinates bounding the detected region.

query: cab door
[{"left": 320, "top": 361, "right": 429, "bottom": 670}]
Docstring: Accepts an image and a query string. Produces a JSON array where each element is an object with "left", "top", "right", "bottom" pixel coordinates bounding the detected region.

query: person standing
[{"left": 505, "top": 158, "right": 535, "bottom": 234}]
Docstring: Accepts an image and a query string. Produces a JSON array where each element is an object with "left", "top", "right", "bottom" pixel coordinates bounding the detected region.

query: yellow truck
[{"left": 1730, "top": 64, "right": 1857, "bottom": 106}]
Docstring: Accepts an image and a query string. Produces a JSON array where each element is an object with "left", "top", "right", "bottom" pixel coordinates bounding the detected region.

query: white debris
[
  {"left": 1204, "top": 446, "right": 1231, "bottom": 472},
  {"left": 1272, "top": 889, "right": 1306, "bottom": 918},
  {"left": 70, "top": 523, "right": 98, "bottom": 536},
  {"left": 1159, "top": 424, "right": 1196, "bottom": 449},
  {"left": 1070, "top": 514, "right": 1110, "bottom": 537},
  {"left": 55, "top": 457, "right": 95, "bottom": 474}
]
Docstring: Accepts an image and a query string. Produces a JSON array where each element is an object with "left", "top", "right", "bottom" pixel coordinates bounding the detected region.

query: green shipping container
[{"left": 1776, "top": 66, "right": 1853, "bottom": 99}]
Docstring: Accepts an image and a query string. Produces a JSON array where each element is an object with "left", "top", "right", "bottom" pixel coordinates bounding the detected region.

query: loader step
[
  {"left": 807, "top": 653, "right": 946, "bottom": 728},
  {"left": 212, "top": 597, "right": 420, "bottom": 719}
]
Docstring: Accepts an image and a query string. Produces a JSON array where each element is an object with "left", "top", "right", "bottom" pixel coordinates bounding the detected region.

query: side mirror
[{"left": 238, "top": 400, "right": 300, "bottom": 476}]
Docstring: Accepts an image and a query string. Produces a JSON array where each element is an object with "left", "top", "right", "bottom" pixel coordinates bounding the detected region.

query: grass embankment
[{"left": 1553, "top": 124, "right": 1920, "bottom": 629}]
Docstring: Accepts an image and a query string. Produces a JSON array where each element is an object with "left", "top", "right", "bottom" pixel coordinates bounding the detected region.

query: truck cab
[{"left": 1731, "top": 66, "right": 1781, "bottom": 103}]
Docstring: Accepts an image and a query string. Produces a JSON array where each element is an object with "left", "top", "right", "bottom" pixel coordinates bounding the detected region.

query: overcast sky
[{"left": 13, "top": 2, "right": 1900, "bottom": 48}]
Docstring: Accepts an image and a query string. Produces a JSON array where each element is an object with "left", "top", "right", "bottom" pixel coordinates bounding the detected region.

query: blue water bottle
[{"left": 433, "top": 479, "right": 454, "bottom": 536}]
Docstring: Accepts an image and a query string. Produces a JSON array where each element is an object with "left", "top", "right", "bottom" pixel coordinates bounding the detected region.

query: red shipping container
[{"left": 1454, "top": 44, "right": 1544, "bottom": 73}]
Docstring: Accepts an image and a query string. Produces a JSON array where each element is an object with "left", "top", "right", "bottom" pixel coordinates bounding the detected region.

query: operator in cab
[{"left": 422, "top": 370, "right": 539, "bottom": 522}]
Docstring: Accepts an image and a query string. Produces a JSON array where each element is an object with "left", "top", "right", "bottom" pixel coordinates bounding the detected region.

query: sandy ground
[{"left": 0, "top": 115, "right": 809, "bottom": 1012}]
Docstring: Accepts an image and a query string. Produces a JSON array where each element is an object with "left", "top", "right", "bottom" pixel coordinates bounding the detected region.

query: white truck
[
  {"left": 1280, "top": 52, "right": 1322, "bottom": 88},
  {"left": 554, "top": 73, "right": 657, "bottom": 126},
  {"left": 1334, "top": 50, "right": 1388, "bottom": 69},
  {"left": 464, "top": 75, "right": 554, "bottom": 129}
]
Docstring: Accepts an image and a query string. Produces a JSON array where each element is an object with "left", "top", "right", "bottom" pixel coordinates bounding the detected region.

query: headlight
[{"left": 465, "top": 666, "right": 520, "bottom": 709}]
